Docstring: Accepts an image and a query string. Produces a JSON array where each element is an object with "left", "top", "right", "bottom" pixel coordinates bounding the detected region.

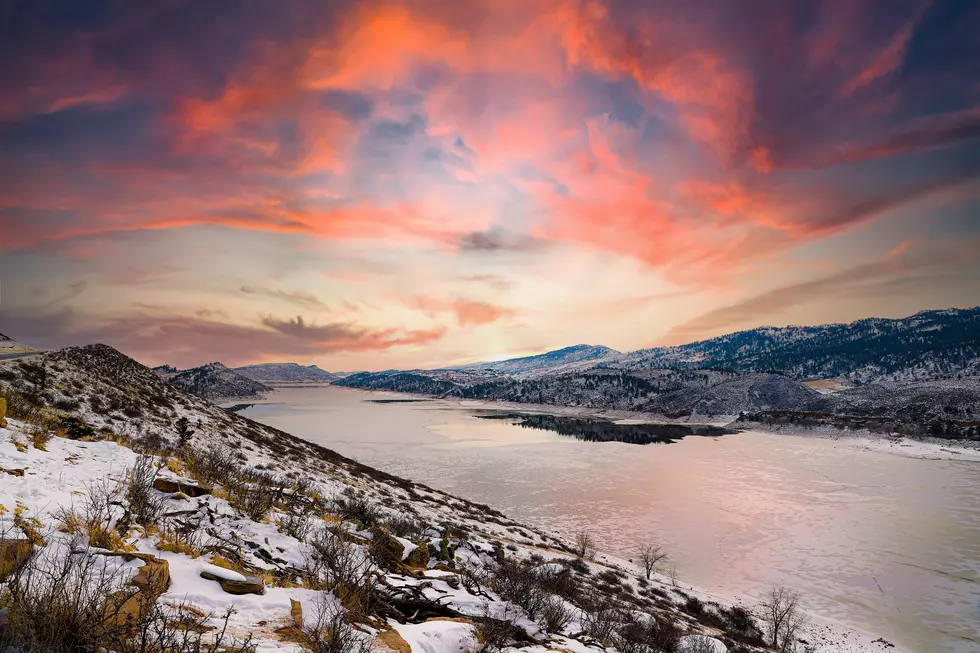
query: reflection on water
[
  {"left": 475, "top": 412, "right": 734, "bottom": 444},
  {"left": 241, "top": 386, "right": 980, "bottom": 653}
]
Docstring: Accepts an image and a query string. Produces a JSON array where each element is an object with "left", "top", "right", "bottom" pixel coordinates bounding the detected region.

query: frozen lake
[{"left": 239, "top": 386, "right": 980, "bottom": 653}]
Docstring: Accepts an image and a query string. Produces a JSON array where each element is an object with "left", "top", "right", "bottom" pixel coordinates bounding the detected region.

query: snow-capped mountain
[
  {"left": 233, "top": 362, "right": 339, "bottom": 384},
  {"left": 619, "top": 307, "right": 980, "bottom": 383}
]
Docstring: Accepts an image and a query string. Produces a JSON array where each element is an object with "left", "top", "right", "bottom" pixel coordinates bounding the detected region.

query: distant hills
[
  {"left": 440, "top": 307, "right": 980, "bottom": 384},
  {"left": 337, "top": 308, "right": 980, "bottom": 440},
  {"left": 452, "top": 344, "right": 620, "bottom": 375},
  {"left": 151, "top": 360, "right": 339, "bottom": 400},
  {"left": 234, "top": 362, "right": 339, "bottom": 384},
  {"left": 153, "top": 362, "right": 273, "bottom": 400},
  {"left": 0, "top": 332, "right": 35, "bottom": 356},
  {"left": 617, "top": 307, "right": 980, "bottom": 383}
]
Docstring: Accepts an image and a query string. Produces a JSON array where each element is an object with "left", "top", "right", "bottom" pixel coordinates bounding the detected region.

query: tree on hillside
[
  {"left": 639, "top": 543, "right": 668, "bottom": 579},
  {"left": 758, "top": 585, "right": 808, "bottom": 652},
  {"left": 175, "top": 416, "right": 196, "bottom": 449}
]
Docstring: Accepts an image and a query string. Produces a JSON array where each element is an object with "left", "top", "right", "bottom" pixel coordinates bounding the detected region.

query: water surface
[{"left": 241, "top": 386, "right": 980, "bottom": 653}]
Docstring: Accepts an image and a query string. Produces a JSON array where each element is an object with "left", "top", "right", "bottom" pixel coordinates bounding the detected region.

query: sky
[{"left": 1, "top": 0, "right": 979, "bottom": 371}]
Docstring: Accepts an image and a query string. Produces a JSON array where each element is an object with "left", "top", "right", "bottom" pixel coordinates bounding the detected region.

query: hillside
[
  {"left": 0, "top": 331, "right": 35, "bottom": 356},
  {"left": 234, "top": 362, "right": 339, "bottom": 384},
  {"left": 338, "top": 368, "right": 815, "bottom": 417},
  {"left": 155, "top": 361, "right": 273, "bottom": 399},
  {"left": 453, "top": 345, "right": 621, "bottom": 375},
  {"left": 619, "top": 307, "right": 980, "bottom": 383},
  {"left": 0, "top": 344, "right": 895, "bottom": 653}
]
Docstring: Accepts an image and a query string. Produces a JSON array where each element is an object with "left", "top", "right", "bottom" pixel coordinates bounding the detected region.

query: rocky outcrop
[{"left": 153, "top": 476, "right": 212, "bottom": 497}]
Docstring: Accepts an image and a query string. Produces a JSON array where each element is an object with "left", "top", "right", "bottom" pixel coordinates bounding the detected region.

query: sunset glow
[{"left": 2, "top": 0, "right": 979, "bottom": 369}]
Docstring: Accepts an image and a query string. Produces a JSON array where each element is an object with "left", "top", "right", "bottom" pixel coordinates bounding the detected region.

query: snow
[
  {"left": 390, "top": 619, "right": 477, "bottom": 653},
  {"left": 679, "top": 634, "right": 727, "bottom": 652}
]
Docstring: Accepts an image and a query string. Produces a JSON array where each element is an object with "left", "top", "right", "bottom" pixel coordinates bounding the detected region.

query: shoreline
[{"left": 321, "top": 385, "right": 980, "bottom": 462}]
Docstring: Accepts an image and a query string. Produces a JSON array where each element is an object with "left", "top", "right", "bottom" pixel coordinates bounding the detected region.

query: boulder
[
  {"left": 132, "top": 556, "right": 170, "bottom": 596},
  {"left": 406, "top": 541, "right": 430, "bottom": 568},
  {"left": 153, "top": 477, "right": 212, "bottom": 497},
  {"left": 200, "top": 567, "right": 266, "bottom": 595},
  {"left": 0, "top": 538, "right": 33, "bottom": 581}
]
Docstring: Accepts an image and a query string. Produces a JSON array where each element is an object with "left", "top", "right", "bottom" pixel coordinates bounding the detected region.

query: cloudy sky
[{"left": 1, "top": 0, "right": 979, "bottom": 370}]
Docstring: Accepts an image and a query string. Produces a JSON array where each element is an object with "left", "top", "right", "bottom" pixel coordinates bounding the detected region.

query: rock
[
  {"left": 0, "top": 538, "right": 33, "bottom": 581},
  {"left": 406, "top": 541, "right": 430, "bottom": 568},
  {"left": 378, "top": 628, "right": 412, "bottom": 653},
  {"left": 153, "top": 477, "right": 212, "bottom": 497},
  {"left": 200, "top": 569, "right": 266, "bottom": 595},
  {"left": 131, "top": 557, "right": 170, "bottom": 596},
  {"left": 371, "top": 528, "right": 405, "bottom": 569}
]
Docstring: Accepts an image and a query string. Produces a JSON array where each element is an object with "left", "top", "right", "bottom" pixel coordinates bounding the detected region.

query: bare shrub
[
  {"left": 385, "top": 514, "right": 429, "bottom": 540},
  {"left": 56, "top": 476, "right": 126, "bottom": 549},
  {"left": 0, "top": 540, "right": 255, "bottom": 653},
  {"left": 614, "top": 615, "right": 682, "bottom": 653},
  {"left": 26, "top": 422, "right": 54, "bottom": 451},
  {"left": 579, "top": 591, "right": 622, "bottom": 645},
  {"left": 758, "top": 585, "right": 809, "bottom": 653},
  {"left": 279, "top": 512, "right": 314, "bottom": 542},
  {"left": 156, "top": 513, "right": 205, "bottom": 557},
  {"left": 685, "top": 634, "right": 723, "bottom": 653},
  {"left": 639, "top": 542, "right": 668, "bottom": 579},
  {"left": 185, "top": 445, "right": 237, "bottom": 486},
  {"left": 722, "top": 605, "right": 762, "bottom": 640},
  {"left": 539, "top": 596, "right": 574, "bottom": 632},
  {"left": 475, "top": 602, "right": 521, "bottom": 653},
  {"left": 489, "top": 560, "right": 549, "bottom": 619},
  {"left": 538, "top": 562, "right": 579, "bottom": 599},
  {"left": 227, "top": 468, "right": 284, "bottom": 521},
  {"left": 332, "top": 488, "right": 381, "bottom": 528},
  {"left": 125, "top": 454, "right": 165, "bottom": 529},
  {"left": 301, "top": 594, "right": 372, "bottom": 653},
  {"left": 303, "top": 526, "right": 374, "bottom": 615},
  {"left": 573, "top": 531, "right": 597, "bottom": 559}
]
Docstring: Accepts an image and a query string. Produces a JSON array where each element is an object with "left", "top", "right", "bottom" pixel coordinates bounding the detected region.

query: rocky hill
[
  {"left": 0, "top": 343, "right": 893, "bottom": 653},
  {"left": 233, "top": 362, "right": 339, "bottom": 384},
  {"left": 155, "top": 361, "right": 273, "bottom": 400}
]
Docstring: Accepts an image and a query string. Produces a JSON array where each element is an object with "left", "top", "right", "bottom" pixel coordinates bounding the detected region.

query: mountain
[
  {"left": 155, "top": 361, "right": 273, "bottom": 400},
  {"left": 453, "top": 344, "right": 621, "bottom": 375},
  {"left": 620, "top": 307, "right": 980, "bottom": 383},
  {"left": 233, "top": 361, "right": 339, "bottom": 384}
]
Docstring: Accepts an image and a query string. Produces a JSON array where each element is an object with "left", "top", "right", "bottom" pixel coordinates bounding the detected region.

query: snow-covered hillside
[
  {"left": 452, "top": 345, "right": 621, "bottom": 376},
  {"left": 0, "top": 345, "right": 901, "bottom": 653},
  {"left": 234, "top": 362, "right": 339, "bottom": 384},
  {"left": 155, "top": 361, "right": 274, "bottom": 400}
]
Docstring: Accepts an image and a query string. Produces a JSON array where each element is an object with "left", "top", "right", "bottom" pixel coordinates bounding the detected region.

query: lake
[{"left": 239, "top": 386, "right": 980, "bottom": 653}]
